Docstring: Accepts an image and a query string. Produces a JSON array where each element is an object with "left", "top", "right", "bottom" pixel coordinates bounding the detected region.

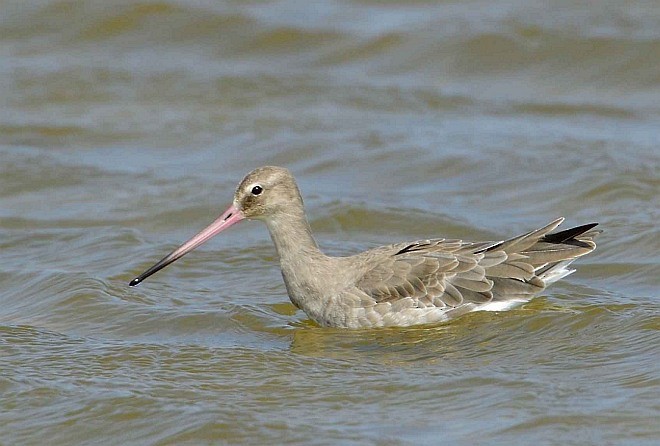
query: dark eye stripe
[{"left": 251, "top": 185, "right": 263, "bottom": 195}]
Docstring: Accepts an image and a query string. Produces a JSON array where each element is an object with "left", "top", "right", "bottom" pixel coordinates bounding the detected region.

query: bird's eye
[{"left": 251, "top": 185, "right": 263, "bottom": 195}]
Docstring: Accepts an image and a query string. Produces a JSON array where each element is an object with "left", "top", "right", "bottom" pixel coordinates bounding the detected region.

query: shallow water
[{"left": 1, "top": 1, "right": 659, "bottom": 444}]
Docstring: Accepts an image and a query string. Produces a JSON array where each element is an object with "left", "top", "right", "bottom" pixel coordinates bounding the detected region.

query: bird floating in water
[{"left": 130, "top": 166, "right": 600, "bottom": 329}]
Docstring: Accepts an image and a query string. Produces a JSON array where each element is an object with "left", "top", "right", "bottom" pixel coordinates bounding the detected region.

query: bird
[{"left": 129, "top": 166, "right": 600, "bottom": 329}]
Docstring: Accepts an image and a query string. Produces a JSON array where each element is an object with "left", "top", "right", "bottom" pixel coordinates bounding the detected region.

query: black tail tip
[
  {"left": 543, "top": 222, "right": 600, "bottom": 246},
  {"left": 129, "top": 278, "right": 142, "bottom": 287}
]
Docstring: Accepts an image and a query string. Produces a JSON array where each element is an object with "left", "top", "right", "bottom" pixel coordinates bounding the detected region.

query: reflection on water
[{"left": 1, "top": 0, "right": 659, "bottom": 444}]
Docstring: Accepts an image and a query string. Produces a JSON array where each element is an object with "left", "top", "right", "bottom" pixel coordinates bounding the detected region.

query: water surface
[{"left": 1, "top": 1, "right": 659, "bottom": 444}]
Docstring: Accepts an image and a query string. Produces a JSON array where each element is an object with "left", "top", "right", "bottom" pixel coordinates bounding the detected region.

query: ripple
[{"left": 1, "top": 0, "right": 658, "bottom": 444}]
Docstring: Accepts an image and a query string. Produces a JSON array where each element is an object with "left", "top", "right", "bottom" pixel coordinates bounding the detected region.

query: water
[{"left": 1, "top": 1, "right": 659, "bottom": 444}]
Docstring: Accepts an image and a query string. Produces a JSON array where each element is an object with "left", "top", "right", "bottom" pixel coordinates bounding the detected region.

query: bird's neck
[
  {"left": 264, "top": 210, "right": 324, "bottom": 264},
  {"left": 264, "top": 210, "right": 340, "bottom": 321}
]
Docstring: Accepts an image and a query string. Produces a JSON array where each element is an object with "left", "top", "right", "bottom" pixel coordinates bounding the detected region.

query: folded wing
[{"left": 355, "top": 218, "right": 600, "bottom": 310}]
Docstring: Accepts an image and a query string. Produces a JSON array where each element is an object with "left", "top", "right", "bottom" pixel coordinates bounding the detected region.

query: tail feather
[
  {"left": 537, "top": 259, "right": 577, "bottom": 285},
  {"left": 484, "top": 219, "right": 600, "bottom": 299},
  {"left": 533, "top": 222, "right": 600, "bottom": 286},
  {"left": 493, "top": 217, "right": 564, "bottom": 253},
  {"left": 541, "top": 222, "right": 599, "bottom": 248}
]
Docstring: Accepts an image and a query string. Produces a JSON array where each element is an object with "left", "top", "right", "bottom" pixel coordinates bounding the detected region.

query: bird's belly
[
  {"left": 298, "top": 297, "right": 533, "bottom": 329},
  {"left": 307, "top": 297, "right": 455, "bottom": 329}
]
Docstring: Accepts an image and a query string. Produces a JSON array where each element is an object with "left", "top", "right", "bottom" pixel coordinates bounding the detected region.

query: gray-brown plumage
[{"left": 130, "top": 166, "right": 600, "bottom": 328}]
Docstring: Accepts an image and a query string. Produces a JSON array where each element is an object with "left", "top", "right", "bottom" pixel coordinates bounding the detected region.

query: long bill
[{"left": 129, "top": 204, "right": 244, "bottom": 286}]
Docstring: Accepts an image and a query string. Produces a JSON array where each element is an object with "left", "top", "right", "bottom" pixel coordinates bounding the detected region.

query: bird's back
[{"left": 324, "top": 218, "right": 599, "bottom": 328}]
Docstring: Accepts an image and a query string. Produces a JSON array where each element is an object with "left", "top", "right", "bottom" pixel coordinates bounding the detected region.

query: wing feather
[
  {"left": 350, "top": 219, "right": 599, "bottom": 314},
  {"left": 355, "top": 239, "right": 497, "bottom": 309}
]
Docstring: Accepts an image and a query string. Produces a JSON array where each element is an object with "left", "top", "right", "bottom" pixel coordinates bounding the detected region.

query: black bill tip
[{"left": 129, "top": 277, "right": 142, "bottom": 287}]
